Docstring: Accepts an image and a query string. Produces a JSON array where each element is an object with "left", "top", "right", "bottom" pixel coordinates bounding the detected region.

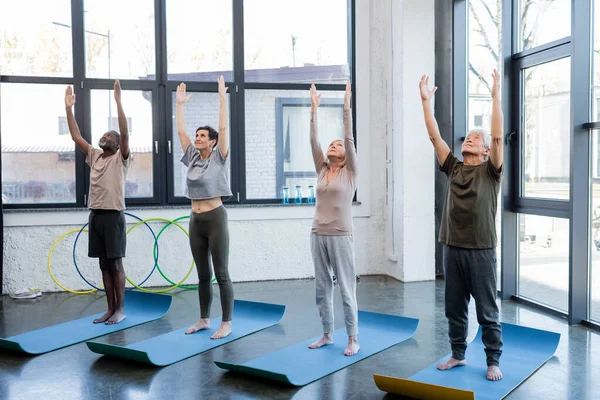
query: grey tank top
[{"left": 181, "top": 145, "right": 232, "bottom": 200}]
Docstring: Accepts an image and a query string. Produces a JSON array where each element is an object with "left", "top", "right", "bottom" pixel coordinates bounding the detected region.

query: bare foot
[
  {"left": 185, "top": 318, "right": 211, "bottom": 335},
  {"left": 211, "top": 321, "right": 232, "bottom": 339},
  {"left": 437, "top": 357, "right": 467, "bottom": 371},
  {"left": 106, "top": 309, "right": 126, "bottom": 325},
  {"left": 344, "top": 336, "right": 360, "bottom": 356},
  {"left": 308, "top": 334, "right": 333, "bottom": 349},
  {"left": 93, "top": 311, "right": 113, "bottom": 324},
  {"left": 487, "top": 365, "right": 503, "bottom": 381}
]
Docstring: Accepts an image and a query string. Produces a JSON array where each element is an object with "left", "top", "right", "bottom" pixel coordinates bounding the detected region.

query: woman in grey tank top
[{"left": 176, "top": 76, "right": 234, "bottom": 340}]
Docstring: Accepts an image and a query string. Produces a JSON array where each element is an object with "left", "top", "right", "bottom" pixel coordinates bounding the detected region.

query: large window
[
  {"left": 166, "top": 0, "right": 233, "bottom": 81},
  {"left": 518, "top": 214, "right": 569, "bottom": 312},
  {"left": 590, "top": 0, "right": 600, "bottom": 323},
  {"left": 521, "top": 58, "right": 571, "bottom": 200},
  {"left": 243, "top": 0, "right": 350, "bottom": 83},
  {"left": 1, "top": 83, "right": 76, "bottom": 204},
  {"left": 0, "top": 0, "right": 73, "bottom": 77},
  {"left": 0, "top": 1, "right": 355, "bottom": 208},
  {"left": 519, "top": 0, "right": 571, "bottom": 52},
  {"left": 83, "top": 0, "right": 155, "bottom": 80}
]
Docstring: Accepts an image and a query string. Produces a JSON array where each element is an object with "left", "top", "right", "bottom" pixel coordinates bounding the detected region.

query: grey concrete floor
[{"left": 0, "top": 276, "right": 598, "bottom": 400}]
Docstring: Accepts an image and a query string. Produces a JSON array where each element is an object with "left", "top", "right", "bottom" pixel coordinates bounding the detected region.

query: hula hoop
[
  {"left": 48, "top": 228, "right": 98, "bottom": 294},
  {"left": 152, "top": 215, "right": 217, "bottom": 289},
  {"left": 72, "top": 212, "right": 159, "bottom": 291},
  {"left": 124, "top": 218, "right": 195, "bottom": 293}
]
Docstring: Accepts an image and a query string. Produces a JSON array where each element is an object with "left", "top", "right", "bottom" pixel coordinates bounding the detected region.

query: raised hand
[
  {"left": 114, "top": 79, "right": 122, "bottom": 103},
  {"left": 218, "top": 75, "right": 228, "bottom": 98},
  {"left": 491, "top": 69, "right": 501, "bottom": 99},
  {"left": 310, "top": 83, "right": 321, "bottom": 109},
  {"left": 65, "top": 86, "right": 76, "bottom": 108},
  {"left": 344, "top": 81, "right": 351, "bottom": 110},
  {"left": 176, "top": 83, "right": 192, "bottom": 105},
  {"left": 419, "top": 75, "right": 437, "bottom": 102}
]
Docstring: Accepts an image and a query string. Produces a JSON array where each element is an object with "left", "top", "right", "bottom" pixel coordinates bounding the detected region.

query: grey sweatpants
[
  {"left": 443, "top": 245, "right": 503, "bottom": 366},
  {"left": 311, "top": 233, "right": 359, "bottom": 336}
]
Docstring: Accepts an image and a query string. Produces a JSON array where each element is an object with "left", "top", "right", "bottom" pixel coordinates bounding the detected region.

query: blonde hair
[{"left": 326, "top": 139, "right": 347, "bottom": 167}]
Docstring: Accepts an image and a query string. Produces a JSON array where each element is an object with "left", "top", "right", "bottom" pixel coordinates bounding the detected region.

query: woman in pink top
[{"left": 307, "top": 82, "right": 359, "bottom": 356}]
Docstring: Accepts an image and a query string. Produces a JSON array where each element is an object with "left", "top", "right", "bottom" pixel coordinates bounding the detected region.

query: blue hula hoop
[{"left": 72, "top": 212, "right": 159, "bottom": 292}]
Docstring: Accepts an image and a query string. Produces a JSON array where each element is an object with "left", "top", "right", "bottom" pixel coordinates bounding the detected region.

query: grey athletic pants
[{"left": 311, "top": 233, "right": 359, "bottom": 336}]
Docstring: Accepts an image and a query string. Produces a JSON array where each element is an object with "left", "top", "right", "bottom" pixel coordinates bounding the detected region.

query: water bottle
[
  {"left": 308, "top": 185, "right": 315, "bottom": 204},
  {"left": 294, "top": 185, "right": 303, "bottom": 204},
  {"left": 282, "top": 186, "right": 289, "bottom": 204}
]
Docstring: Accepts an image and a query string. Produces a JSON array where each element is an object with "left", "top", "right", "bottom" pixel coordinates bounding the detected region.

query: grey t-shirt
[{"left": 181, "top": 145, "right": 232, "bottom": 200}]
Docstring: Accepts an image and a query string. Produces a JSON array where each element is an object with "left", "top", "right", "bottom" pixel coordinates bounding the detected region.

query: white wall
[{"left": 2, "top": 0, "right": 437, "bottom": 293}]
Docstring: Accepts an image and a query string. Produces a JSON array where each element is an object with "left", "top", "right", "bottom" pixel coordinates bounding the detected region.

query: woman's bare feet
[
  {"left": 437, "top": 357, "right": 467, "bottom": 370},
  {"left": 93, "top": 310, "right": 113, "bottom": 324},
  {"left": 487, "top": 365, "right": 503, "bottom": 381},
  {"left": 344, "top": 336, "right": 360, "bottom": 356},
  {"left": 185, "top": 318, "right": 211, "bottom": 334},
  {"left": 308, "top": 333, "right": 333, "bottom": 349},
  {"left": 211, "top": 321, "right": 232, "bottom": 339}
]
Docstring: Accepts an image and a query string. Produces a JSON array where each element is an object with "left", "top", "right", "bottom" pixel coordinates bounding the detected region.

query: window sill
[{"left": 3, "top": 202, "right": 368, "bottom": 227}]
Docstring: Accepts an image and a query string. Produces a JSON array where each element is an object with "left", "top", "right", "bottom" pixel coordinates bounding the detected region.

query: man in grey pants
[{"left": 419, "top": 70, "right": 504, "bottom": 381}]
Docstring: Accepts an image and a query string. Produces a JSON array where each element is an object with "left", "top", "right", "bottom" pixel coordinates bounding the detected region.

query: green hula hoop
[
  {"left": 125, "top": 218, "right": 195, "bottom": 293},
  {"left": 152, "top": 215, "right": 215, "bottom": 290}
]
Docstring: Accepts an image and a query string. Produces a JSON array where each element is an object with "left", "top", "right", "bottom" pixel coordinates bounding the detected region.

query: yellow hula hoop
[
  {"left": 47, "top": 228, "right": 98, "bottom": 295},
  {"left": 124, "top": 218, "right": 195, "bottom": 293}
]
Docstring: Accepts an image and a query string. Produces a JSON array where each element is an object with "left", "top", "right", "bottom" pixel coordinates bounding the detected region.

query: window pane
[
  {"left": 166, "top": 1, "right": 233, "bottom": 82},
  {"left": 468, "top": 0, "right": 503, "bottom": 289},
  {"left": 245, "top": 89, "right": 345, "bottom": 200},
  {"left": 1, "top": 83, "right": 76, "bottom": 204},
  {"left": 590, "top": 0, "right": 600, "bottom": 322},
  {"left": 171, "top": 92, "right": 231, "bottom": 198},
  {"left": 84, "top": 0, "right": 155, "bottom": 79},
  {"left": 244, "top": 0, "right": 349, "bottom": 83},
  {"left": 0, "top": 0, "right": 72, "bottom": 76},
  {"left": 518, "top": 214, "right": 569, "bottom": 312},
  {"left": 519, "top": 0, "right": 571, "bottom": 51},
  {"left": 522, "top": 58, "right": 571, "bottom": 200},
  {"left": 90, "top": 89, "right": 153, "bottom": 198}
]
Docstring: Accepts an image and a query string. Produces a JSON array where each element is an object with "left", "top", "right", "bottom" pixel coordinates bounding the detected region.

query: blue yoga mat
[
  {"left": 215, "top": 310, "right": 420, "bottom": 386},
  {"left": 86, "top": 300, "right": 286, "bottom": 366},
  {"left": 374, "top": 322, "right": 561, "bottom": 400},
  {"left": 0, "top": 291, "right": 172, "bottom": 355}
]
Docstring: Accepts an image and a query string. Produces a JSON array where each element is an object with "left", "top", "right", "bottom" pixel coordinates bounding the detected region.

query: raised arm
[
  {"left": 175, "top": 83, "right": 192, "bottom": 152},
  {"left": 489, "top": 69, "right": 504, "bottom": 170},
  {"left": 343, "top": 81, "right": 357, "bottom": 173},
  {"left": 113, "top": 80, "right": 129, "bottom": 159},
  {"left": 217, "top": 75, "right": 229, "bottom": 158},
  {"left": 419, "top": 75, "right": 451, "bottom": 165},
  {"left": 309, "top": 84, "right": 326, "bottom": 173},
  {"left": 64, "top": 86, "right": 90, "bottom": 154}
]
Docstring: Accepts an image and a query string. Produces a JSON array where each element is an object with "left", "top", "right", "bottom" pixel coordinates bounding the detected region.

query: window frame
[{"left": 0, "top": 0, "right": 357, "bottom": 209}]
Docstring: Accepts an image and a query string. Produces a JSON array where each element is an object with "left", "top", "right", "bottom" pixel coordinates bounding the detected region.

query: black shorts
[{"left": 88, "top": 210, "right": 126, "bottom": 259}]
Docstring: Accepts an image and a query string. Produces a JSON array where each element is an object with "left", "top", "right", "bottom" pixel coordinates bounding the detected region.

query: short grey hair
[{"left": 466, "top": 128, "right": 491, "bottom": 149}]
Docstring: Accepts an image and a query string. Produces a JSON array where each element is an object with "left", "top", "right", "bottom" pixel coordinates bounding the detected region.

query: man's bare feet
[
  {"left": 344, "top": 336, "right": 360, "bottom": 356},
  {"left": 93, "top": 311, "right": 113, "bottom": 324},
  {"left": 487, "top": 365, "right": 503, "bottom": 381},
  {"left": 185, "top": 318, "right": 211, "bottom": 335},
  {"left": 106, "top": 309, "right": 126, "bottom": 325},
  {"left": 437, "top": 357, "right": 467, "bottom": 370},
  {"left": 308, "top": 334, "right": 333, "bottom": 349},
  {"left": 211, "top": 321, "right": 232, "bottom": 339}
]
